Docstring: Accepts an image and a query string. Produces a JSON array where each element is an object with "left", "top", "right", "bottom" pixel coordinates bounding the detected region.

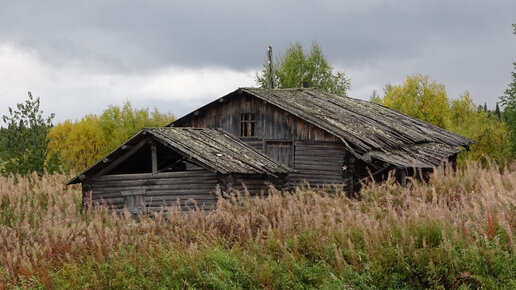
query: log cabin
[
  {"left": 69, "top": 87, "right": 474, "bottom": 212},
  {"left": 171, "top": 88, "right": 474, "bottom": 193},
  {"left": 67, "top": 127, "right": 291, "bottom": 212}
]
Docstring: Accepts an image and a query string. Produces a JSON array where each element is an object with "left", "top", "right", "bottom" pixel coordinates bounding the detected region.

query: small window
[{"left": 240, "top": 113, "right": 256, "bottom": 137}]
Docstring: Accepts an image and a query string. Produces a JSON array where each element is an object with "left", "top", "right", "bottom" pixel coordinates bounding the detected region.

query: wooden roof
[
  {"left": 173, "top": 88, "right": 474, "bottom": 168},
  {"left": 147, "top": 127, "right": 291, "bottom": 175},
  {"left": 68, "top": 127, "right": 291, "bottom": 184}
]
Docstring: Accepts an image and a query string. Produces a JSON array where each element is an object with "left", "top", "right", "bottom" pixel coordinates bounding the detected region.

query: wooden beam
[
  {"left": 347, "top": 155, "right": 355, "bottom": 198},
  {"left": 151, "top": 141, "right": 158, "bottom": 174},
  {"left": 400, "top": 168, "right": 407, "bottom": 187},
  {"left": 94, "top": 138, "right": 149, "bottom": 177}
]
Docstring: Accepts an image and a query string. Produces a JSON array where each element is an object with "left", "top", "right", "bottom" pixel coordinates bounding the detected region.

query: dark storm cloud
[{"left": 2, "top": 0, "right": 511, "bottom": 72}]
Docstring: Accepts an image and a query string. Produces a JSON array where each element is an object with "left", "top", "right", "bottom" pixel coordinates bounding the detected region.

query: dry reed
[{"left": 0, "top": 162, "right": 514, "bottom": 288}]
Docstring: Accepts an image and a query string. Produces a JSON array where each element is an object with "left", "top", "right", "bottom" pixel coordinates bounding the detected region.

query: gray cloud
[{"left": 0, "top": 0, "right": 514, "bottom": 122}]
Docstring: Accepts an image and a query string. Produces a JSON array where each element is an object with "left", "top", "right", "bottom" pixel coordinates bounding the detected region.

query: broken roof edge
[
  {"left": 367, "top": 142, "right": 463, "bottom": 169},
  {"left": 67, "top": 127, "right": 292, "bottom": 185}
]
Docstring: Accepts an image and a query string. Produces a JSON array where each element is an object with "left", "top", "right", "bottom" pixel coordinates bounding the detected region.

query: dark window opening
[
  {"left": 240, "top": 113, "right": 256, "bottom": 137},
  {"left": 110, "top": 146, "right": 152, "bottom": 174},
  {"left": 156, "top": 142, "right": 188, "bottom": 172},
  {"left": 109, "top": 141, "right": 191, "bottom": 175}
]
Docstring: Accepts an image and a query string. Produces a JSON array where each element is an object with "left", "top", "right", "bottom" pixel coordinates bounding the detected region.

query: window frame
[{"left": 240, "top": 113, "right": 256, "bottom": 137}]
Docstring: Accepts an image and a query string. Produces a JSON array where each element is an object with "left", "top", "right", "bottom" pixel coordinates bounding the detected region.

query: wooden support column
[
  {"left": 347, "top": 155, "right": 355, "bottom": 198},
  {"left": 400, "top": 167, "right": 407, "bottom": 187},
  {"left": 151, "top": 141, "right": 158, "bottom": 174}
]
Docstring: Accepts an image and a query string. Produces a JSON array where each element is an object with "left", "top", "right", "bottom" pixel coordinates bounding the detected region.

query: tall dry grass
[{"left": 0, "top": 163, "right": 514, "bottom": 288}]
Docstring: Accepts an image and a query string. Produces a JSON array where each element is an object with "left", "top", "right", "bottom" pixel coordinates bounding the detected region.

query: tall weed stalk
[{"left": 0, "top": 164, "right": 514, "bottom": 288}]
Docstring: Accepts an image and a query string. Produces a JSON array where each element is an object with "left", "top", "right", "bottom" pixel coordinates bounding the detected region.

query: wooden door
[{"left": 265, "top": 141, "right": 293, "bottom": 168}]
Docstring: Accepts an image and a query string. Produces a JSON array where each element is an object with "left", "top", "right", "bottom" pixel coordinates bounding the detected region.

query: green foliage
[
  {"left": 46, "top": 116, "right": 108, "bottom": 173},
  {"left": 47, "top": 101, "right": 174, "bottom": 173},
  {"left": 377, "top": 75, "right": 451, "bottom": 128},
  {"left": 500, "top": 63, "right": 516, "bottom": 156},
  {"left": 495, "top": 102, "right": 501, "bottom": 118},
  {"left": 499, "top": 25, "right": 516, "bottom": 156},
  {"left": 450, "top": 93, "right": 511, "bottom": 166},
  {"left": 98, "top": 101, "right": 173, "bottom": 154},
  {"left": 373, "top": 75, "right": 511, "bottom": 167},
  {"left": 0, "top": 92, "right": 58, "bottom": 176},
  {"left": 256, "top": 42, "right": 350, "bottom": 96}
]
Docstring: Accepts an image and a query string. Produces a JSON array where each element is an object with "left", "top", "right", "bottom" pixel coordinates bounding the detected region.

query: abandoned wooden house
[
  {"left": 67, "top": 127, "right": 291, "bottom": 212},
  {"left": 69, "top": 87, "right": 474, "bottom": 212},
  {"left": 171, "top": 88, "right": 475, "bottom": 192}
]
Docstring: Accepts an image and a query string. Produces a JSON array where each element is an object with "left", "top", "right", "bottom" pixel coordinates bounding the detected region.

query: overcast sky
[{"left": 0, "top": 0, "right": 515, "bottom": 123}]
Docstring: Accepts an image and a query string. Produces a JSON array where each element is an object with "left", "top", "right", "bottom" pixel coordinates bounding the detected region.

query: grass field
[{"left": 0, "top": 163, "right": 515, "bottom": 289}]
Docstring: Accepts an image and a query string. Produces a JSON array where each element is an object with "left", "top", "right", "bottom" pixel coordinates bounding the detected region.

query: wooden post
[
  {"left": 400, "top": 167, "right": 407, "bottom": 187},
  {"left": 268, "top": 46, "right": 274, "bottom": 88},
  {"left": 151, "top": 141, "right": 158, "bottom": 174},
  {"left": 347, "top": 155, "right": 355, "bottom": 197}
]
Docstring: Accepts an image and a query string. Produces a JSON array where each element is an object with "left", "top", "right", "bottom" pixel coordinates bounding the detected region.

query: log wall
[
  {"left": 174, "top": 92, "right": 350, "bottom": 189},
  {"left": 175, "top": 93, "right": 338, "bottom": 143},
  {"left": 85, "top": 170, "right": 219, "bottom": 212},
  {"left": 225, "top": 174, "right": 288, "bottom": 196},
  {"left": 291, "top": 141, "right": 347, "bottom": 186},
  {"left": 85, "top": 170, "right": 289, "bottom": 212}
]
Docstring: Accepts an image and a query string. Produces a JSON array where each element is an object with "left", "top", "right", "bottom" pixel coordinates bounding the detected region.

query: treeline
[{"left": 0, "top": 95, "right": 174, "bottom": 176}]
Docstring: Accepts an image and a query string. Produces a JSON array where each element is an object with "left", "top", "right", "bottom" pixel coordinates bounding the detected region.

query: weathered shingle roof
[
  {"left": 173, "top": 88, "right": 474, "bottom": 168},
  {"left": 147, "top": 127, "right": 291, "bottom": 175},
  {"left": 68, "top": 127, "right": 291, "bottom": 184},
  {"left": 241, "top": 88, "right": 474, "bottom": 168}
]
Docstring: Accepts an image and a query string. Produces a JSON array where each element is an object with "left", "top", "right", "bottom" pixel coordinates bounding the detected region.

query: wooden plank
[
  {"left": 91, "top": 181, "right": 218, "bottom": 191},
  {"left": 295, "top": 160, "right": 343, "bottom": 167},
  {"left": 93, "top": 184, "right": 218, "bottom": 195},
  {"left": 293, "top": 165, "right": 342, "bottom": 172},
  {"left": 295, "top": 143, "right": 345, "bottom": 150},
  {"left": 142, "top": 189, "right": 217, "bottom": 196},
  {"left": 93, "top": 171, "right": 216, "bottom": 181},
  {"left": 145, "top": 196, "right": 217, "bottom": 203},
  {"left": 151, "top": 141, "right": 158, "bottom": 173},
  {"left": 291, "top": 175, "right": 343, "bottom": 180},
  {"left": 295, "top": 149, "right": 345, "bottom": 155},
  {"left": 290, "top": 175, "right": 344, "bottom": 182},
  {"left": 121, "top": 189, "right": 147, "bottom": 196},
  {"left": 90, "top": 176, "right": 217, "bottom": 187}
]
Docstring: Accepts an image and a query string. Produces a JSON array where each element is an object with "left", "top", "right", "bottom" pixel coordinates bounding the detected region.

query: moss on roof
[
  {"left": 68, "top": 127, "right": 291, "bottom": 184},
  {"left": 173, "top": 87, "right": 474, "bottom": 168}
]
